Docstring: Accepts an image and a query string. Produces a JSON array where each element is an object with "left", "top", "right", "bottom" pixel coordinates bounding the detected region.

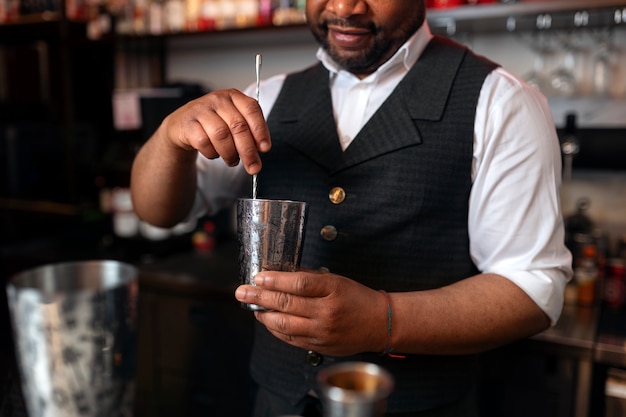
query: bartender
[{"left": 130, "top": 0, "right": 573, "bottom": 415}]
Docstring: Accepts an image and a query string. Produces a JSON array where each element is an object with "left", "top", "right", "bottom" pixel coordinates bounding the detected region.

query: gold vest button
[
  {"left": 320, "top": 225, "right": 338, "bottom": 241},
  {"left": 328, "top": 187, "right": 346, "bottom": 205}
]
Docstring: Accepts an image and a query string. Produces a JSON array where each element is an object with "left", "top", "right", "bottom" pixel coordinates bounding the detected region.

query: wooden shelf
[
  {"left": 4, "top": 0, "right": 624, "bottom": 42},
  {"left": 0, "top": 17, "right": 88, "bottom": 42}
]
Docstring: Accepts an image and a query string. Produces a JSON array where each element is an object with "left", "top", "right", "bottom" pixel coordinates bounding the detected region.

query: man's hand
[
  {"left": 235, "top": 271, "right": 387, "bottom": 357},
  {"left": 162, "top": 88, "right": 271, "bottom": 175},
  {"left": 131, "top": 88, "right": 271, "bottom": 227}
]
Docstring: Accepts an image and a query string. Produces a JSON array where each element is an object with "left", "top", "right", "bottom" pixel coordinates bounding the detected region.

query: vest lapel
[
  {"left": 271, "top": 64, "right": 345, "bottom": 172},
  {"left": 269, "top": 36, "right": 468, "bottom": 174},
  {"left": 403, "top": 36, "right": 468, "bottom": 121},
  {"left": 341, "top": 36, "right": 468, "bottom": 171}
]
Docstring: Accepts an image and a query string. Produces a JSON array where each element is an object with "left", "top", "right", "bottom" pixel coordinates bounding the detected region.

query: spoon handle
[
  {"left": 255, "top": 53, "right": 262, "bottom": 102},
  {"left": 253, "top": 53, "right": 262, "bottom": 200}
]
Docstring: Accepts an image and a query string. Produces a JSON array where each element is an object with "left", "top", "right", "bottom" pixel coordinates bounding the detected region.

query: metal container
[
  {"left": 6, "top": 260, "right": 139, "bottom": 417},
  {"left": 317, "top": 362, "right": 394, "bottom": 417},
  {"left": 237, "top": 198, "right": 307, "bottom": 311}
]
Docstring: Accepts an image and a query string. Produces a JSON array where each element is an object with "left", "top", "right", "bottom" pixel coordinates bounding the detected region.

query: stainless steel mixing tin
[
  {"left": 237, "top": 198, "right": 307, "bottom": 311},
  {"left": 6, "top": 260, "right": 139, "bottom": 417}
]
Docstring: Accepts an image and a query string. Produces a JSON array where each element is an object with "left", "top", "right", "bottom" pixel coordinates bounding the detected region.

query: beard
[
  {"left": 309, "top": 19, "right": 384, "bottom": 73},
  {"left": 308, "top": 15, "right": 424, "bottom": 75}
]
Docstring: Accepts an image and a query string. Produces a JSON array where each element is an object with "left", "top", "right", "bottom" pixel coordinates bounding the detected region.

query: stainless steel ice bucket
[{"left": 6, "top": 260, "right": 139, "bottom": 417}]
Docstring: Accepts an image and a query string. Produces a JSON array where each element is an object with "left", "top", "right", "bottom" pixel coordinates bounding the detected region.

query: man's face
[{"left": 306, "top": 0, "right": 426, "bottom": 78}]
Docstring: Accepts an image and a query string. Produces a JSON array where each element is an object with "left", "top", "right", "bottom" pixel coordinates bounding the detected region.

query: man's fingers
[
  {"left": 252, "top": 271, "right": 330, "bottom": 297},
  {"left": 230, "top": 92, "right": 271, "bottom": 173},
  {"left": 172, "top": 89, "right": 271, "bottom": 174},
  {"left": 235, "top": 282, "right": 321, "bottom": 317}
]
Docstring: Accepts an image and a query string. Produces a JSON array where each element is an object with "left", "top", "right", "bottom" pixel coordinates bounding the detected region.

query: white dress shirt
[{"left": 191, "top": 22, "right": 573, "bottom": 325}]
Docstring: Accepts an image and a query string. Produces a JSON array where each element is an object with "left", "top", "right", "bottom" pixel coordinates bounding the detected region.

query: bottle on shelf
[
  {"left": 148, "top": 0, "right": 164, "bottom": 34},
  {"left": 164, "top": 0, "right": 186, "bottom": 32},
  {"left": 574, "top": 243, "right": 599, "bottom": 307},
  {"left": 198, "top": 0, "right": 217, "bottom": 31},
  {"left": 604, "top": 258, "right": 625, "bottom": 311}
]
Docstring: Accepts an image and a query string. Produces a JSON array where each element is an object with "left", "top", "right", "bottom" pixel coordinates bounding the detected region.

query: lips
[{"left": 327, "top": 25, "right": 372, "bottom": 49}]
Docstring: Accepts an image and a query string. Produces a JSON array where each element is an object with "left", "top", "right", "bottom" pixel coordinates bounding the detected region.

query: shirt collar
[{"left": 316, "top": 21, "right": 434, "bottom": 81}]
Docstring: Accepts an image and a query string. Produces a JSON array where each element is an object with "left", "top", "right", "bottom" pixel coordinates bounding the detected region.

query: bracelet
[{"left": 379, "top": 290, "right": 405, "bottom": 359}]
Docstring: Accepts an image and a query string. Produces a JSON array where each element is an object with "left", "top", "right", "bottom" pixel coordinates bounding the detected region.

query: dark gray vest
[{"left": 251, "top": 36, "right": 499, "bottom": 412}]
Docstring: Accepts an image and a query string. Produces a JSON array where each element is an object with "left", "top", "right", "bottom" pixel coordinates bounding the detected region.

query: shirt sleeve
[
  {"left": 470, "top": 68, "right": 573, "bottom": 326},
  {"left": 188, "top": 158, "right": 249, "bottom": 218}
]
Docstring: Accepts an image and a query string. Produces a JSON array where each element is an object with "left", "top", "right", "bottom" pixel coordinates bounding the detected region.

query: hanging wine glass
[
  {"left": 613, "top": 47, "right": 626, "bottom": 99},
  {"left": 521, "top": 31, "right": 555, "bottom": 94},
  {"left": 591, "top": 28, "right": 621, "bottom": 97},
  {"left": 547, "top": 31, "right": 578, "bottom": 97},
  {"left": 569, "top": 29, "right": 595, "bottom": 97}
]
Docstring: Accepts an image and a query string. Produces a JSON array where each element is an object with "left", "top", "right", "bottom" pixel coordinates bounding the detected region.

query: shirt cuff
[{"left": 490, "top": 268, "right": 571, "bottom": 326}]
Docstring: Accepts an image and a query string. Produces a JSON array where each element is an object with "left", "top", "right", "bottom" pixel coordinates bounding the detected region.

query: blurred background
[{"left": 1, "top": 1, "right": 626, "bottom": 416}]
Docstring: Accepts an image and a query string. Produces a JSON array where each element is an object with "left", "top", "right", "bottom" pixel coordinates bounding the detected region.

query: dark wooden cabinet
[
  {"left": 134, "top": 248, "right": 257, "bottom": 417},
  {"left": 136, "top": 291, "right": 256, "bottom": 416},
  {"left": 0, "top": 18, "right": 117, "bottom": 209}
]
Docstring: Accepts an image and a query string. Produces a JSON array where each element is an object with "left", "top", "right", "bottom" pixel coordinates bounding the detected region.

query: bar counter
[{"left": 135, "top": 240, "right": 626, "bottom": 417}]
